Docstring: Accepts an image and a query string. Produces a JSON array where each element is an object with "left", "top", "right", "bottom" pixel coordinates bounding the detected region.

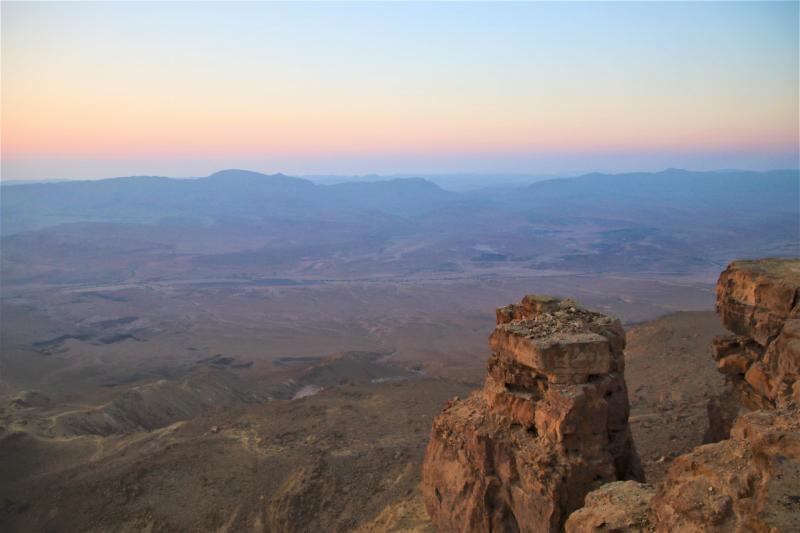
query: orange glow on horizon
[{"left": 2, "top": 1, "right": 797, "bottom": 177}]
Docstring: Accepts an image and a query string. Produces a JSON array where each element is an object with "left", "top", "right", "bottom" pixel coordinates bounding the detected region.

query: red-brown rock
[
  {"left": 422, "top": 296, "right": 642, "bottom": 532},
  {"left": 567, "top": 407, "right": 800, "bottom": 533},
  {"left": 564, "top": 481, "right": 655, "bottom": 533},
  {"left": 649, "top": 407, "right": 800, "bottom": 533},
  {"left": 716, "top": 259, "right": 800, "bottom": 346},
  {"left": 567, "top": 259, "right": 800, "bottom": 533},
  {"left": 712, "top": 259, "right": 800, "bottom": 408}
]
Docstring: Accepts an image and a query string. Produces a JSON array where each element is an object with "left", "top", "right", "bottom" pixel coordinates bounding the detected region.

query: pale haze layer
[{"left": 1, "top": 1, "right": 798, "bottom": 180}]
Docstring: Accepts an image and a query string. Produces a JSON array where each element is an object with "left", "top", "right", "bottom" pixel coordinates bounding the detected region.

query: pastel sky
[{"left": 2, "top": 1, "right": 798, "bottom": 180}]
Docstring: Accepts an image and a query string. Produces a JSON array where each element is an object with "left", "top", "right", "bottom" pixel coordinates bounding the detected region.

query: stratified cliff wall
[
  {"left": 421, "top": 295, "right": 642, "bottom": 532},
  {"left": 566, "top": 258, "right": 800, "bottom": 533},
  {"left": 706, "top": 259, "right": 800, "bottom": 440}
]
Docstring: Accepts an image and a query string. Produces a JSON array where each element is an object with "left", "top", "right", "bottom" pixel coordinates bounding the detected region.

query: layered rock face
[
  {"left": 566, "top": 258, "right": 800, "bottom": 533},
  {"left": 422, "top": 295, "right": 642, "bottom": 532},
  {"left": 708, "top": 259, "right": 800, "bottom": 439}
]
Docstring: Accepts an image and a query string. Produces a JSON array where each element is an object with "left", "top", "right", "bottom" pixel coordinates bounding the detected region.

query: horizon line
[{"left": 3, "top": 166, "right": 799, "bottom": 185}]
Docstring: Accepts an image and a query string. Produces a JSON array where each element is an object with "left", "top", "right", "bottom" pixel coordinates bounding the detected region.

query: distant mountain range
[
  {"left": 0, "top": 169, "right": 456, "bottom": 235},
  {"left": 2, "top": 168, "right": 797, "bottom": 236},
  {"left": 1, "top": 168, "right": 797, "bottom": 284}
]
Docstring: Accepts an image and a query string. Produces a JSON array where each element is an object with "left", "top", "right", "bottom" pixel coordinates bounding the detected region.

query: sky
[{"left": 1, "top": 1, "right": 798, "bottom": 180}]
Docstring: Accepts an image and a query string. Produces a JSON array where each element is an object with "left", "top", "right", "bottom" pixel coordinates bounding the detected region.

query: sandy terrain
[{"left": 625, "top": 310, "right": 727, "bottom": 482}]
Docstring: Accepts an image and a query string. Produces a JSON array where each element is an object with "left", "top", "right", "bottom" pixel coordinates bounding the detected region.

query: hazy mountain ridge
[
  {"left": 0, "top": 169, "right": 453, "bottom": 235},
  {"left": 517, "top": 168, "right": 799, "bottom": 207},
  {"left": 2, "top": 169, "right": 797, "bottom": 285},
  {"left": 3, "top": 168, "right": 798, "bottom": 236}
]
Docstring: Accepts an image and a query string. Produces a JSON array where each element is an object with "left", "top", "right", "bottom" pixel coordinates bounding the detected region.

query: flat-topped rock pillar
[{"left": 421, "top": 294, "right": 642, "bottom": 532}]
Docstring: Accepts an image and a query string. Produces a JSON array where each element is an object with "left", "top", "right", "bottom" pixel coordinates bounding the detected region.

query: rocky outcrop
[
  {"left": 649, "top": 407, "right": 800, "bottom": 532},
  {"left": 565, "top": 481, "right": 655, "bottom": 533},
  {"left": 707, "top": 259, "right": 800, "bottom": 440},
  {"left": 713, "top": 259, "right": 800, "bottom": 404},
  {"left": 567, "top": 407, "right": 800, "bottom": 533},
  {"left": 421, "top": 295, "right": 642, "bottom": 532},
  {"left": 566, "top": 258, "right": 800, "bottom": 533}
]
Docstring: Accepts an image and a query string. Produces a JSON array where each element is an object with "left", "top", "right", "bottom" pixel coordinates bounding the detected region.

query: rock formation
[
  {"left": 564, "top": 480, "right": 655, "bottom": 533},
  {"left": 565, "top": 258, "right": 800, "bottom": 533},
  {"left": 421, "top": 295, "right": 642, "bottom": 532},
  {"left": 649, "top": 406, "right": 800, "bottom": 532},
  {"left": 707, "top": 259, "right": 800, "bottom": 440}
]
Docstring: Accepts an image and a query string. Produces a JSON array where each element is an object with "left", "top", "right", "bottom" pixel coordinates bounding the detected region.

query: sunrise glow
[{"left": 2, "top": 1, "right": 798, "bottom": 179}]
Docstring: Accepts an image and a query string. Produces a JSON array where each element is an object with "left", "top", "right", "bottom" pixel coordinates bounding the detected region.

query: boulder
[{"left": 564, "top": 481, "right": 655, "bottom": 533}]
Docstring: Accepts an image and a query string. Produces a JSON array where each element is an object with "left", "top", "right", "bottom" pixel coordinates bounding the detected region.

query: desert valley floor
[{"left": 1, "top": 271, "right": 727, "bottom": 532}]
